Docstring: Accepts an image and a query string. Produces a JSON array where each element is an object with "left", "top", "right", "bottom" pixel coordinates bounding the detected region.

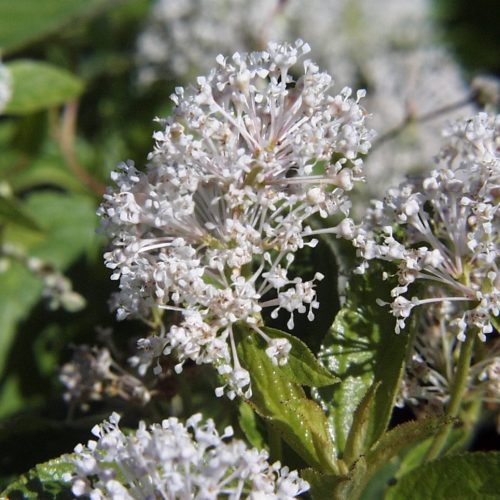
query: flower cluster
[
  {"left": 100, "top": 40, "right": 372, "bottom": 398},
  {"left": 0, "top": 59, "right": 11, "bottom": 114},
  {"left": 66, "top": 412, "right": 309, "bottom": 499},
  {"left": 136, "top": 0, "right": 477, "bottom": 203},
  {"left": 353, "top": 112, "right": 499, "bottom": 340},
  {"left": 60, "top": 345, "right": 151, "bottom": 411},
  {"left": 397, "top": 300, "right": 500, "bottom": 412},
  {"left": 136, "top": 0, "right": 280, "bottom": 84},
  {"left": 136, "top": 0, "right": 431, "bottom": 87}
]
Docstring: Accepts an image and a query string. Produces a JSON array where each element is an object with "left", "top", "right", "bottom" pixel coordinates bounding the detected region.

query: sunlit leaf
[
  {"left": 4, "top": 61, "right": 84, "bottom": 115},
  {"left": 262, "top": 327, "right": 339, "bottom": 387},
  {"left": 0, "top": 456, "right": 74, "bottom": 499},
  {"left": 236, "top": 326, "right": 339, "bottom": 473},
  {"left": 317, "top": 266, "right": 412, "bottom": 456},
  {"left": 238, "top": 401, "right": 266, "bottom": 450}
]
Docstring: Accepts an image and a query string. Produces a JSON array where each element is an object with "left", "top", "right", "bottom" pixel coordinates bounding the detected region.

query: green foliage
[
  {"left": 236, "top": 325, "right": 339, "bottom": 473},
  {"left": 238, "top": 401, "right": 266, "bottom": 450},
  {"left": 1, "top": 456, "right": 74, "bottom": 499},
  {"left": 0, "top": 265, "right": 41, "bottom": 407},
  {"left": 342, "top": 382, "right": 380, "bottom": 465},
  {"left": 304, "top": 417, "right": 451, "bottom": 500},
  {"left": 385, "top": 452, "right": 500, "bottom": 499},
  {"left": 0, "top": 0, "right": 114, "bottom": 54},
  {"left": 261, "top": 327, "right": 339, "bottom": 387},
  {"left": 0, "top": 194, "right": 41, "bottom": 232},
  {"left": 318, "top": 267, "right": 412, "bottom": 456},
  {"left": 0, "top": 192, "right": 98, "bottom": 411},
  {"left": 4, "top": 61, "right": 84, "bottom": 115},
  {"left": 362, "top": 417, "right": 451, "bottom": 483},
  {"left": 301, "top": 469, "right": 340, "bottom": 500},
  {"left": 6, "top": 145, "right": 91, "bottom": 194}
]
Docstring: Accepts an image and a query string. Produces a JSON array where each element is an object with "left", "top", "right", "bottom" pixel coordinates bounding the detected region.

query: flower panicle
[
  {"left": 353, "top": 112, "right": 499, "bottom": 341},
  {"left": 99, "top": 39, "right": 373, "bottom": 398}
]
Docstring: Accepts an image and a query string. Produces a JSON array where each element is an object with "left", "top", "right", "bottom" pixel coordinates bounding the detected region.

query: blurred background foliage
[{"left": 0, "top": 0, "right": 498, "bottom": 489}]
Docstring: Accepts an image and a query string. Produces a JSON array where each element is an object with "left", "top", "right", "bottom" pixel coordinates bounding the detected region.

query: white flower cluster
[
  {"left": 362, "top": 47, "right": 476, "bottom": 201},
  {"left": 60, "top": 345, "right": 151, "bottom": 411},
  {"left": 353, "top": 112, "right": 499, "bottom": 340},
  {"left": 397, "top": 300, "right": 500, "bottom": 411},
  {"left": 136, "top": 0, "right": 279, "bottom": 85},
  {"left": 136, "top": 0, "right": 476, "bottom": 202},
  {"left": 100, "top": 40, "right": 372, "bottom": 398},
  {"left": 0, "top": 59, "right": 12, "bottom": 114},
  {"left": 66, "top": 412, "right": 309, "bottom": 499},
  {"left": 136, "top": 0, "right": 431, "bottom": 87}
]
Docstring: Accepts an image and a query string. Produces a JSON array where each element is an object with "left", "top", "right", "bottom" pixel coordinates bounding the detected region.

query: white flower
[
  {"left": 67, "top": 413, "right": 309, "bottom": 499},
  {"left": 136, "top": 0, "right": 432, "bottom": 87},
  {"left": 0, "top": 59, "right": 12, "bottom": 114},
  {"left": 354, "top": 113, "right": 500, "bottom": 340},
  {"left": 100, "top": 40, "right": 373, "bottom": 398}
]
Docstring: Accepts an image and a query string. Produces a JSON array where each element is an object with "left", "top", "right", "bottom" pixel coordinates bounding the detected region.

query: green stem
[{"left": 424, "top": 333, "right": 475, "bottom": 462}]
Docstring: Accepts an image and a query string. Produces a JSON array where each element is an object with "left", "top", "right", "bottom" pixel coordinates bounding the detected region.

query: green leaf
[
  {"left": 0, "top": 195, "right": 41, "bottom": 231},
  {"left": 0, "top": 192, "right": 97, "bottom": 382},
  {"left": 1, "top": 456, "right": 74, "bottom": 498},
  {"left": 317, "top": 266, "right": 412, "bottom": 456},
  {"left": 238, "top": 401, "right": 266, "bottom": 450},
  {"left": 0, "top": 264, "right": 43, "bottom": 403},
  {"left": 364, "top": 417, "right": 451, "bottom": 476},
  {"left": 8, "top": 151, "right": 88, "bottom": 194},
  {"left": 385, "top": 452, "right": 500, "bottom": 500},
  {"left": 262, "top": 327, "right": 339, "bottom": 387},
  {"left": 302, "top": 417, "right": 451, "bottom": 500},
  {"left": 301, "top": 468, "right": 339, "bottom": 500},
  {"left": 236, "top": 325, "right": 339, "bottom": 473},
  {"left": 0, "top": 0, "right": 115, "bottom": 54},
  {"left": 342, "top": 383, "right": 380, "bottom": 465},
  {"left": 395, "top": 426, "right": 470, "bottom": 480},
  {"left": 4, "top": 61, "right": 84, "bottom": 115},
  {"left": 5, "top": 191, "right": 98, "bottom": 266}
]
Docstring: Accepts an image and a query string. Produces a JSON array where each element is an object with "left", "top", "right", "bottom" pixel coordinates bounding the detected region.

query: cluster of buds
[
  {"left": 99, "top": 40, "right": 373, "bottom": 398},
  {"left": 65, "top": 412, "right": 309, "bottom": 499}
]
